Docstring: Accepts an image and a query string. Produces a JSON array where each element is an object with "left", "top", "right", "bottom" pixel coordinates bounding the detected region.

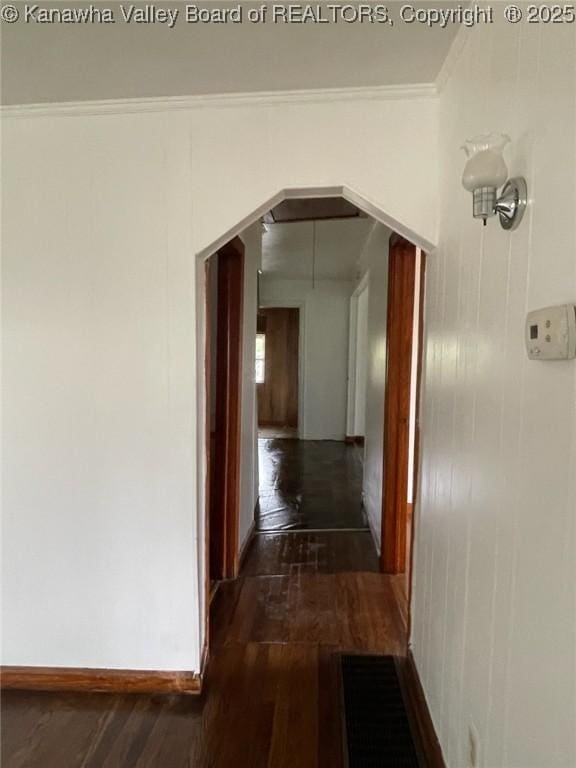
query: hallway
[
  {"left": 205, "top": 533, "right": 408, "bottom": 767},
  {"left": 1, "top": 530, "right": 408, "bottom": 768},
  {"left": 257, "top": 439, "right": 367, "bottom": 531}
]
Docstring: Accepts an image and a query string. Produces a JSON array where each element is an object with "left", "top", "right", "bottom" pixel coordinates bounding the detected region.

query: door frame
[
  {"left": 406, "top": 249, "right": 426, "bottom": 639},
  {"left": 258, "top": 299, "right": 307, "bottom": 439},
  {"left": 205, "top": 237, "right": 245, "bottom": 587},
  {"left": 381, "top": 237, "right": 425, "bottom": 576}
]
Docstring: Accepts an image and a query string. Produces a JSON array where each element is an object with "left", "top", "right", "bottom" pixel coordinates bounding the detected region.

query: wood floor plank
[
  {"left": 3, "top": 527, "right": 408, "bottom": 766},
  {"left": 242, "top": 531, "right": 379, "bottom": 576},
  {"left": 317, "top": 647, "right": 345, "bottom": 768},
  {"left": 201, "top": 643, "right": 275, "bottom": 768},
  {"left": 267, "top": 644, "right": 319, "bottom": 768},
  {"left": 0, "top": 692, "right": 48, "bottom": 763},
  {"left": 1, "top": 692, "right": 119, "bottom": 768}
]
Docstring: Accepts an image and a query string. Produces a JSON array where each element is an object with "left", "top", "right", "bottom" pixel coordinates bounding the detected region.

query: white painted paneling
[
  {"left": 238, "top": 224, "right": 262, "bottom": 548},
  {"left": 188, "top": 94, "right": 438, "bottom": 254},
  {"left": 260, "top": 277, "right": 352, "bottom": 441},
  {"left": 1, "top": 112, "right": 199, "bottom": 670},
  {"left": 412, "top": 17, "right": 576, "bottom": 768},
  {"left": 354, "top": 286, "right": 369, "bottom": 437},
  {"left": 2, "top": 91, "right": 438, "bottom": 673},
  {"left": 356, "top": 224, "right": 391, "bottom": 546},
  {"left": 346, "top": 293, "right": 360, "bottom": 437}
]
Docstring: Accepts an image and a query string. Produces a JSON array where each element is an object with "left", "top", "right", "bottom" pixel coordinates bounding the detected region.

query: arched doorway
[{"left": 198, "top": 187, "right": 429, "bottom": 665}]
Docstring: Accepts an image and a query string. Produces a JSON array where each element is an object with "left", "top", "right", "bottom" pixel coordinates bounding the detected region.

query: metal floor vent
[{"left": 341, "top": 655, "right": 420, "bottom": 768}]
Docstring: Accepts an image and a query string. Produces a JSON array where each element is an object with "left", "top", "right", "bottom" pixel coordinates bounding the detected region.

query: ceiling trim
[{"left": 1, "top": 82, "right": 437, "bottom": 119}]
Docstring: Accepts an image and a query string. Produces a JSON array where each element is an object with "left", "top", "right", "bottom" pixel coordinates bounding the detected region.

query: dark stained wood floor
[
  {"left": 257, "top": 439, "right": 368, "bottom": 531},
  {"left": 1, "top": 531, "right": 408, "bottom": 767},
  {"left": 241, "top": 530, "right": 379, "bottom": 576},
  {"left": 2, "top": 532, "right": 406, "bottom": 768}
]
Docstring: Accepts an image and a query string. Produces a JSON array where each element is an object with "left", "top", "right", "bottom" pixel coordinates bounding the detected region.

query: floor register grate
[{"left": 341, "top": 655, "right": 421, "bottom": 768}]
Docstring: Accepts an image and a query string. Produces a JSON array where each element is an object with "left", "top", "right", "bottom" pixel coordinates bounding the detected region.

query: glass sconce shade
[
  {"left": 461, "top": 133, "right": 527, "bottom": 230},
  {"left": 461, "top": 133, "right": 510, "bottom": 192}
]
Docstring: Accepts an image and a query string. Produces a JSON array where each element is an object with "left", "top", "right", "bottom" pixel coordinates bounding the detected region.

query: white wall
[
  {"left": 238, "top": 224, "right": 261, "bottom": 548},
  {"left": 353, "top": 285, "right": 369, "bottom": 437},
  {"left": 346, "top": 293, "right": 359, "bottom": 437},
  {"left": 1, "top": 113, "right": 199, "bottom": 670},
  {"left": 186, "top": 94, "right": 437, "bottom": 256},
  {"left": 1, "top": 90, "right": 438, "bottom": 673},
  {"left": 354, "top": 224, "right": 391, "bottom": 547},
  {"left": 413, "top": 17, "right": 576, "bottom": 768},
  {"left": 260, "top": 277, "right": 352, "bottom": 441},
  {"left": 346, "top": 285, "right": 367, "bottom": 438}
]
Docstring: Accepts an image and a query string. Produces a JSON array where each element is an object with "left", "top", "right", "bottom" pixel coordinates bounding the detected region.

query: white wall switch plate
[{"left": 525, "top": 304, "right": 576, "bottom": 360}]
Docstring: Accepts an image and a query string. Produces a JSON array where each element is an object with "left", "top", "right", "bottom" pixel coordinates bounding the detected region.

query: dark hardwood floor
[
  {"left": 2, "top": 442, "right": 409, "bottom": 767},
  {"left": 257, "top": 439, "right": 368, "bottom": 531},
  {"left": 1, "top": 532, "right": 407, "bottom": 767},
  {"left": 241, "top": 530, "right": 379, "bottom": 576}
]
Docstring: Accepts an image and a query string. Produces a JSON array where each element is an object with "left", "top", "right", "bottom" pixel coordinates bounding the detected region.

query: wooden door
[
  {"left": 206, "top": 238, "right": 244, "bottom": 582},
  {"left": 381, "top": 238, "right": 419, "bottom": 574},
  {"left": 257, "top": 308, "right": 299, "bottom": 428}
]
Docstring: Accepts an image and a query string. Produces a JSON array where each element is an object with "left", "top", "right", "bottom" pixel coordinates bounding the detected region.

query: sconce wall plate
[{"left": 494, "top": 177, "right": 527, "bottom": 231}]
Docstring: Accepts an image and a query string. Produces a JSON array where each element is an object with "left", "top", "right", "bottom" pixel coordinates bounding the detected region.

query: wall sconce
[{"left": 462, "top": 133, "right": 527, "bottom": 230}]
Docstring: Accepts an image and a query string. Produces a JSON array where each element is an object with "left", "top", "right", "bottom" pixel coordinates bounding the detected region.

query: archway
[
  {"left": 196, "top": 185, "right": 434, "bottom": 665},
  {"left": 196, "top": 185, "right": 436, "bottom": 263}
]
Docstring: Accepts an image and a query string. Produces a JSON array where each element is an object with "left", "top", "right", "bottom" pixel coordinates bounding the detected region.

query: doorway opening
[
  {"left": 203, "top": 193, "right": 426, "bottom": 672},
  {"left": 257, "top": 307, "right": 299, "bottom": 440},
  {"left": 256, "top": 199, "right": 373, "bottom": 541},
  {"left": 251, "top": 200, "right": 424, "bottom": 593}
]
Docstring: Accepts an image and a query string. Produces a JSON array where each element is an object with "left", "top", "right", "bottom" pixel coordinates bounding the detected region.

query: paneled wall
[
  {"left": 238, "top": 225, "right": 262, "bottom": 549},
  {"left": 2, "top": 92, "right": 438, "bottom": 673},
  {"left": 413, "top": 17, "right": 576, "bottom": 768},
  {"left": 354, "top": 225, "right": 390, "bottom": 547}
]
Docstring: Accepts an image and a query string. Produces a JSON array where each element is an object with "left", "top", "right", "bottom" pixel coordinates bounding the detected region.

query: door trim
[
  {"left": 381, "top": 237, "right": 420, "bottom": 574},
  {"left": 406, "top": 251, "right": 426, "bottom": 639},
  {"left": 206, "top": 237, "right": 245, "bottom": 585}
]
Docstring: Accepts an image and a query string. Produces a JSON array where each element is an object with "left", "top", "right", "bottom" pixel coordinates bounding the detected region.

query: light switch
[{"left": 525, "top": 304, "right": 576, "bottom": 360}]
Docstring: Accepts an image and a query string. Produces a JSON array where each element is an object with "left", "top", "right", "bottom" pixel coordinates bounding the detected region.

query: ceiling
[
  {"left": 261, "top": 218, "right": 375, "bottom": 281},
  {"left": 263, "top": 197, "right": 366, "bottom": 223},
  {"left": 2, "top": 2, "right": 461, "bottom": 105}
]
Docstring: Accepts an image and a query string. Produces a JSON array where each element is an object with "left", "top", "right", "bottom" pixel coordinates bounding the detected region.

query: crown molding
[{"left": 1, "top": 82, "right": 437, "bottom": 119}]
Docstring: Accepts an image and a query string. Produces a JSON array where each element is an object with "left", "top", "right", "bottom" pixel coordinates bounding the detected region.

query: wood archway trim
[
  {"left": 381, "top": 237, "right": 425, "bottom": 574},
  {"left": 206, "top": 236, "right": 245, "bottom": 582}
]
